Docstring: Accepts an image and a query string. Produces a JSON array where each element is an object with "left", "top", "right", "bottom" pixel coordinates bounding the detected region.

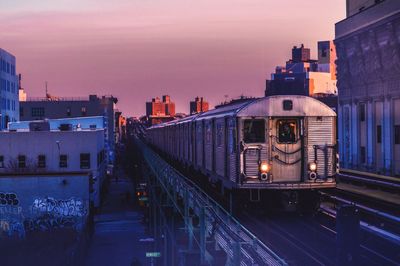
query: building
[
  {"left": 190, "top": 97, "right": 209, "bottom": 115},
  {"left": 146, "top": 95, "right": 176, "bottom": 126},
  {"left": 335, "top": 0, "right": 400, "bottom": 176},
  {"left": 0, "top": 48, "right": 19, "bottom": 129},
  {"left": 20, "top": 94, "right": 117, "bottom": 163},
  {"left": 265, "top": 42, "right": 338, "bottom": 109},
  {"left": 0, "top": 124, "right": 106, "bottom": 207},
  {"left": 115, "top": 111, "right": 127, "bottom": 143},
  {"left": 8, "top": 116, "right": 114, "bottom": 168}
]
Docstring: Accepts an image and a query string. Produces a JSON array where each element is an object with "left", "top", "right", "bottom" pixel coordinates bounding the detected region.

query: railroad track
[{"left": 141, "top": 142, "right": 400, "bottom": 265}]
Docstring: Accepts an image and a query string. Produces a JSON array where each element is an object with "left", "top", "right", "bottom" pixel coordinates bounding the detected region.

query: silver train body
[{"left": 147, "top": 95, "right": 337, "bottom": 192}]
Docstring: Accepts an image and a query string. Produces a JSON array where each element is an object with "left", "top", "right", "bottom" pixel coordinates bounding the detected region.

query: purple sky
[{"left": 0, "top": 0, "right": 345, "bottom": 116}]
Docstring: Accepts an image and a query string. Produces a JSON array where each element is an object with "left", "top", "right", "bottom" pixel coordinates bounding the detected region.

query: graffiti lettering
[
  {"left": 0, "top": 219, "right": 25, "bottom": 238},
  {"left": 0, "top": 192, "right": 19, "bottom": 206},
  {"left": 0, "top": 206, "right": 22, "bottom": 216},
  {"left": 24, "top": 215, "right": 77, "bottom": 232},
  {"left": 31, "top": 197, "right": 87, "bottom": 217}
]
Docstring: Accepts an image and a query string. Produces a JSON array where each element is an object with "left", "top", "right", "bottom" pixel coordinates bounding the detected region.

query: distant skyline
[{"left": 0, "top": 0, "right": 345, "bottom": 116}]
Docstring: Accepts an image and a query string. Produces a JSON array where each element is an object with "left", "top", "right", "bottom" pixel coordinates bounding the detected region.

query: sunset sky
[{"left": 0, "top": 0, "right": 345, "bottom": 116}]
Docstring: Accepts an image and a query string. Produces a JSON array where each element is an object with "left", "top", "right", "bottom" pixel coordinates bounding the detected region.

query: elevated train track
[{"left": 135, "top": 134, "right": 400, "bottom": 265}]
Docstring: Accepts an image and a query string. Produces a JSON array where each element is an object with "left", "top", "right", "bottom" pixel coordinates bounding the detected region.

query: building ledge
[
  {"left": 0, "top": 171, "right": 90, "bottom": 177},
  {"left": 335, "top": 0, "right": 400, "bottom": 39}
]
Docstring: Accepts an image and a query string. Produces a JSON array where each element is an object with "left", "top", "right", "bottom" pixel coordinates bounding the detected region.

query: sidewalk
[{"left": 85, "top": 172, "right": 149, "bottom": 266}]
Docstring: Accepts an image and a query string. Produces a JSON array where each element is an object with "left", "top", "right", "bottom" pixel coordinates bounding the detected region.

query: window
[
  {"left": 283, "top": 100, "right": 293, "bottom": 111},
  {"left": 18, "top": 155, "right": 26, "bottom": 168},
  {"left": 80, "top": 153, "right": 90, "bottom": 169},
  {"left": 243, "top": 119, "right": 265, "bottom": 143},
  {"left": 81, "top": 107, "right": 87, "bottom": 116},
  {"left": 0, "top": 155, "right": 4, "bottom": 168},
  {"left": 377, "top": 125, "right": 382, "bottom": 144},
  {"left": 31, "top": 107, "right": 45, "bottom": 117},
  {"left": 19, "top": 107, "right": 24, "bottom": 117},
  {"left": 360, "top": 146, "right": 366, "bottom": 164},
  {"left": 37, "top": 155, "right": 46, "bottom": 168},
  {"left": 395, "top": 125, "right": 400, "bottom": 145},
  {"left": 59, "top": 154, "right": 68, "bottom": 168},
  {"left": 359, "top": 103, "right": 365, "bottom": 122},
  {"left": 277, "top": 119, "right": 298, "bottom": 143},
  {"left": 66, "top": 107, "right": 71, "bottom": 116}
]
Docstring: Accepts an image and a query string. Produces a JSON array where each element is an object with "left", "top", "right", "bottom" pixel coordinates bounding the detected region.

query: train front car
[{"left": 236, "top": 95, "right": 337, "bottom": 210}]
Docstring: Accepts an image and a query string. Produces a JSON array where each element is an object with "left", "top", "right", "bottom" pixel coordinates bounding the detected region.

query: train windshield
[
  {"left": 243, "top": 119, "right": 265, "bottom": 143},
  {"left": 277, "top": 119, "right": 297, "bottom": 143}
]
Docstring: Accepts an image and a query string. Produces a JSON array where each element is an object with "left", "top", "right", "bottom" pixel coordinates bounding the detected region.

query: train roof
[
  {"left": 148, "top": 95, "right": 336, "bottom": 129},
  {"left": 236, "top": 95, "right": 337, "bottom": 117}
]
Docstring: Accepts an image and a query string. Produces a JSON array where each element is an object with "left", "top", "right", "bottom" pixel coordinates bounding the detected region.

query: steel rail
[
  {"left": 319, "top": 191, "right": 400, "bottom": 224},
  {"left": 339, "top": 173, "right": 400, "bottom": 189}
]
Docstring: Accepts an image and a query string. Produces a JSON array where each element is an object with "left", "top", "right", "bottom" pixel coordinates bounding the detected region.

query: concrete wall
[{"left": 0, "top": 173, "right": 89, "bottom": 238}]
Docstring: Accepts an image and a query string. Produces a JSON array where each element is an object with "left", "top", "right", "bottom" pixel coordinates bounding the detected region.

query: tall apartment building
[
  {"left": 20, "top": 94, "right": 117, "bottom": 163},
  {"left": 190, "top": 97, "right": 209, "bottom": 115},
  {"left": 0, "top": 48, "right": 19, "bottom": 129},
  {"left": 265, "top": 41, "right": 338, "bottom": 110},
  {"left": 335, "top": 0, "right": 400, "bottom": 176},
  {"left": 146, "top": 95, "right": 176, "bottom": 125}
]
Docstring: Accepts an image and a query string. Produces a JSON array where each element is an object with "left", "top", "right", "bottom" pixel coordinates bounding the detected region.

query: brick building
[{"left": 190, "top": 97, "right": 209, "bottom": 115}]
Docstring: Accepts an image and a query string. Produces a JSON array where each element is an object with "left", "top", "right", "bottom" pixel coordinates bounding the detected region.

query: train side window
[
  {"left": 243, "top": 119, "right": 265, "bottom": 143},
  {"left": 277, "top": 120, "right": 297, "bottom": 143},
  {"left": 395, "top": 125, "right": 400, "bottom": 145}
]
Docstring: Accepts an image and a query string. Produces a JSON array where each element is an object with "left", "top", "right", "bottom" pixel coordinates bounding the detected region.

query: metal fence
[{"left": 137, "top": 139, "right": 287, "bottom": 266}]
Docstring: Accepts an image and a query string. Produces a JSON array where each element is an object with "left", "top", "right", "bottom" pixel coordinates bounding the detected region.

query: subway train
[{"left": 146, "top": 95, "right": 337, "bottom": 209}]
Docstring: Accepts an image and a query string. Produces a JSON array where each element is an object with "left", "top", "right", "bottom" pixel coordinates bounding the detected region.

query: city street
[{"left": 85, "top": 171, "right": 149, "bottom": 266}]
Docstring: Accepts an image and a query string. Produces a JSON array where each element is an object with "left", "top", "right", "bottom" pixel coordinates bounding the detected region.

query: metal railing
[{"left": 137, "top": 138, "right": 287, "bottom": 266}]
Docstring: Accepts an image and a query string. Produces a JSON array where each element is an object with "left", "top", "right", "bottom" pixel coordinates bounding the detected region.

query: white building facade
[
  {"left": 0, "top": 127, "right": 106, "bottom": 207},
  {"left": 0, "top": 48, "right": 19, "bottom": 129},
  {"left": 335, "top": 0, "right": 400, "bottom": 176}
]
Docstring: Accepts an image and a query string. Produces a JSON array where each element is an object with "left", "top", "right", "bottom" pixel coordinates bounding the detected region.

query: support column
[
  {"left": 383, "top": 97, "right": 393, "bottom": 174},
  {"left": 367, "top": 100, "right": 374, "bottom": 168},
  {"left": 351, "top": 101, "right": 358, "bottom": 168},
  {"left": 199, "top": 207, "right": 206, "bottom": 264}
]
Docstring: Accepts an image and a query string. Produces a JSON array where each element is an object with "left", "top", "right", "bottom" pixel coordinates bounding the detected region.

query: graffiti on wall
[
  {"left": 26, "top": 197, "right": 87, "bottom": 232},
  {"left": 0, "top": 192, "right": 25, "bottom": 238},
  {"left": 1, "top": 194, "right": 88, "bottom": 235},
  {"left": 0, "top": 193, "right": 19, "bottom": 206},
  {"left": 31, "top": 197, "right": 87, "bottom": 217}
]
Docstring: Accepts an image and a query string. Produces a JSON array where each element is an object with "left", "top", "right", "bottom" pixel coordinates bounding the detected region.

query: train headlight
[
  {"left": 309, "top": 162, "right": 317, "bottom": 172},
  {"left": 260, "top": 162, "right": 270, "bottom": 173}
]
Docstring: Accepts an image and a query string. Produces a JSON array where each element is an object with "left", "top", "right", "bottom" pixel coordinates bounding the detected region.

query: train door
[{"left": 271, "top": 118, "right": 302, "bottom": 182}]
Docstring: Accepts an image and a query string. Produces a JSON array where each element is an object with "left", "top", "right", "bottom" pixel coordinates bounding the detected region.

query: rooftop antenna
[{"left": 45, "top": 81, "right": 48, "bottom": 96}]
